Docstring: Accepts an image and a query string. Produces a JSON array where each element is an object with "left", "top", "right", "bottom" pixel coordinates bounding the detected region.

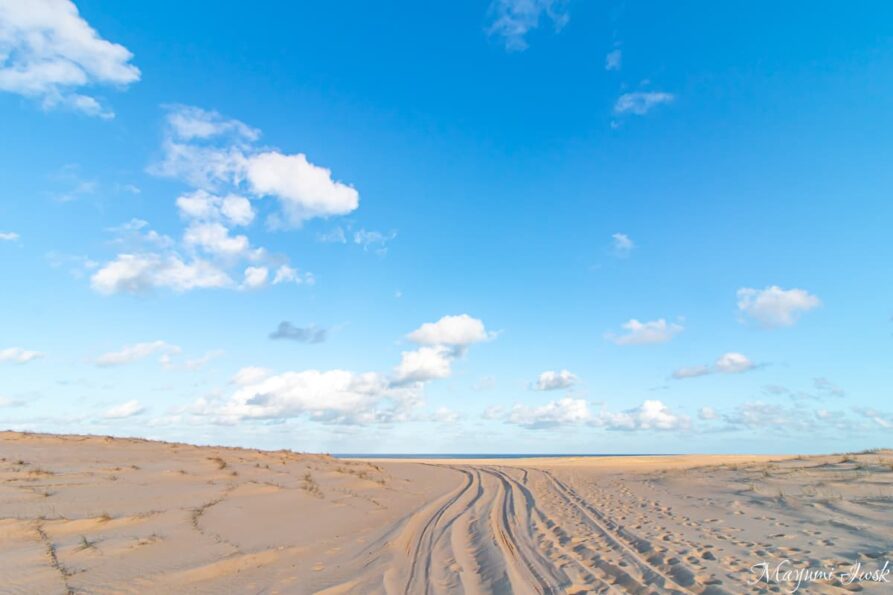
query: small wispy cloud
[
  {"left": 486, "top": 0, "right": 569, "bottom": 51},
  {"left": 672, "top": 352, "right": 756, "bottom": 380},
  {"left": 614, "top": 91, "right": 675, "bottom": 116},
  {"left": 0, "top": 347, "right": 44, "bottom": 364},
  {"left": 611, "top": 232, "right": 634, "bottom": 257},
  {"left": 95, "top": 341, "right": 180, "bottom": 367},
  {"left": 103, "top": 400, "right": 145, "bottom": 419},
  {"left": 605, "top": 49, "right": 622, "bottom": 71},
  {"left": 606, "top": 318, "right": 683, "bottom": 346},
  {"left": 0, "top": 231, "right": 19, "bottom": 241}
]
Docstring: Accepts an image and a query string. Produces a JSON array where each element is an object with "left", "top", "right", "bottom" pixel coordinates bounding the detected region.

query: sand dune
[{"left": 1, "top": 432, "right": 891, "bottom": 593}]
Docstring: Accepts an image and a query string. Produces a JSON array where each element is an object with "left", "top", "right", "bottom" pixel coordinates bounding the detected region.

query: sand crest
[{"left": 1, "top": 432, "right": 891, "bottom": 593}]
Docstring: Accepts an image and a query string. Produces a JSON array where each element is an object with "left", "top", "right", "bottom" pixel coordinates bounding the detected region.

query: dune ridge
[{"left": 1, "top": 431, "right": 892, "bottom": 593}]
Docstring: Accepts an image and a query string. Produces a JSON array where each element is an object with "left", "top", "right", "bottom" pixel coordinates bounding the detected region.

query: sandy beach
[{"left": 1, "top": 432, "right": 892, "bottom": 594}]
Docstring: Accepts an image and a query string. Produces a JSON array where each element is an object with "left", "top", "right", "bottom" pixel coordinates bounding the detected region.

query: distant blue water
[{"left": 335, "top": 453, "right": 668, "bottom": 459}]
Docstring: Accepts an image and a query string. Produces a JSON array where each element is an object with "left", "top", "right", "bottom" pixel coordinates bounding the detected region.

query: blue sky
[{"left": 1, "top": 0, "right": 892, "bottom": 453}]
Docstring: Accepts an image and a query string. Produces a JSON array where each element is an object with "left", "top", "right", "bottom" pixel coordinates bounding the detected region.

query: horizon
[{"left": 2, "top": 0, "right": 893, "bottom": 455}]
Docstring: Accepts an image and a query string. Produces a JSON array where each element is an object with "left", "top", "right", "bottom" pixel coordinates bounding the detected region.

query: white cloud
[
  {"left": 195, "top": 369, "right": 417, "bottom": 425},
  {"left": 737, "top": 286, "right": 820, "bottom": 328},
  {"left": 673, "top": 352, "right": 756, "bottom": 380},
  {"left": 0, "top": 231, "right": 19, "bottom": 241},
  {"left": 508, "top": 397, "right": 590, "bottom": 429},
  {"left": 532, "top": 369, "right": 577, "bottom": 391},
  {"left": 612, "top": 232, "right": 634, "bottom": 257},
  {"left": 103, "top": 399, "right": 144, "bottom": 419},
  {"left": 184, "top": 350, "right": 224, "bottom": 371},
  {"left": 486, "top": 0, "right": 569, "bottom": 51},
  {"left": 854, "top": 407, "right": 893, "bottom": 429},
  {"left": 605, "top": 49, "right": 622, "bottom": 71},
  {"left": 241, "top": 266, "right": 268, "bottom": 289},
  {"left": 95, "top": 340, "right": 180, "bottom": 367},
  {"left": 88, "top": 105, "right": 362, "bottom": 294},
  {"left": 231, "top": 366, "right": 271, "bottom": 386},
  {"left": 194, "top": 316, "right": 492, "bottom": 426},
  {"left": 0, "top": 347, "right": 44, "bottom": 364},
  {"left": 591, "top": 400, "right": 690, "bottom": 431},
  {"left": 317, "top": 227, "right": 347, "bottom": 244},
  {"left": 176, "top": 190, "right": 255, "bottom": 227},
  {"left": 90, "top": 252, "right": 232, "bottom": 294},
  {"left": 698, "top": 406, "right": 718, "bottom": 420},
  {"left": 394, "top": 346, "right": 454, "bottom": 384},
  {"left": 504, "top": 398, "right": 690, "bottom": 431},
  {"left": 246, "top": 152, "right": 359, "bottom": 226},
  {"left": 183, "top": 222, "right": 252, "bottom": 257},
  {"left": 353, "top": 229, "right": 396, "bottom": 254},
  {"left": 0, "top": 0, "right": 140, "bottom": 117},
  {"left": 271, "top": 264, "right": 314, "bottom": 286},
  {"left": 714, "top": 352, "right": 755, "bottom": 374},
  {"left": 165, "top": 105, "right": 259, "bottom": 142},
  {"left": 607, "top": 318, "right": 683, "bottom": 345},
  {"left": 407, "top": 314, "right": 491, "bottom": 348},
  {"left": 614, "top": 91, "right": 674, "bottom": 116},
  {"left": 672, "top": 365, "right": 711, "bottom": 379},
  {"left": 432, "top": 406, "right": 461, "bottom": 424}
]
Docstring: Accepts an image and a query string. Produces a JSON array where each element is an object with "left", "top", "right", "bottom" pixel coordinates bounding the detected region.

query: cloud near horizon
[
  {"left": 503, "top": 398, "right": 690, "bottom": 431},
  {"left": 192, "top": 315, "right": 492, "bottom": 425}
]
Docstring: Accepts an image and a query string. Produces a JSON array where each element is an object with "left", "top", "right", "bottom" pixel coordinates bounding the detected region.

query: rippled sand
[{"left": 1, "top": 432, "right": 891, "bottom": 593}]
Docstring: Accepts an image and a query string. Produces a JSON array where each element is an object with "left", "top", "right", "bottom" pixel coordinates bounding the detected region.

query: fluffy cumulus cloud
[
  {"left": 90, "top": 252, "right": 232, "bottom": 294},
  {"left": 503, "top": 398, "right": 690, "bottom": 431},
  {"left": 0, "top": 347, "right": 44, "bottom": 364},
  {"left": 192, "top": 316, "right": 491, "bottom": 426},
  {"left": 486, "top": 0, "right": 569, "bottom": 51},
  {"left": 0, "top": 0, "right": 140, "bottom": 117},
  {"left": 508, "top": 397, "right": 590, "bottom": 429},
  {"left": 672, "top": 352, "right": 756, "bottom": 380},
  {"left": 154, "top": 105, "right": 359, "bottom": 228},
  {"left": 246, "top": 152, "right": 358, "bottom": 226},
  {"left": 406, "top": 314, "right": 491, "bottom": 348},
  {"left": 393, "top": 346, "right": 454, "bottom": 384},
  {"left": 607, "top": 318, "right": 683, "bottom": 345},
  {"left": 103, "top": 399, "right": 144, "bottom": 419},
  {"left": 195, "top": 369, "right": 419, "bottom": 426},
  {"left": 737, "top": 285, "right": 820, "bottom": 328},
  {"left": 90, "top": 106, "right": 333, "bottom": 295},
  {"left": 614, "top": 92, "right": 674, "bottom": 116},
  {"left": 531, "top": 369, "right": 577, "bottom": 391},
  {"left": 394, "top": 315, "right": 492, "bottom": 385},
  {"left": 95, "top": 340, "right": 180, "bottom": 367}
]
